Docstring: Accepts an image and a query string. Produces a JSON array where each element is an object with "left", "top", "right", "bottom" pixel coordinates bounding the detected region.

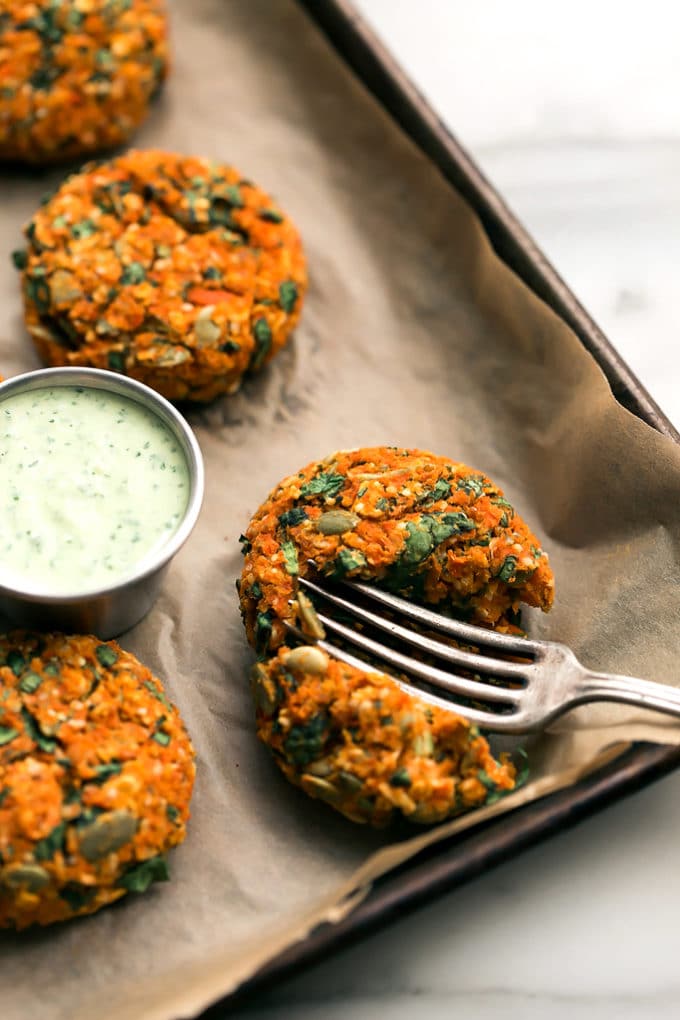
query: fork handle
[{"left": 580, "top": 671, "right": 680, "bottom": 719}]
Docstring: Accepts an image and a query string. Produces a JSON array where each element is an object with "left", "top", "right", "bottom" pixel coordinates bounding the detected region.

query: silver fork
[{"left": 285, "top": 576, "right": 680, "bottom": 733}]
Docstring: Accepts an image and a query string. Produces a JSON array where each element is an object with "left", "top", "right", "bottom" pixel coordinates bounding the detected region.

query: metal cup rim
[{"left": 0, "top": 367, "right": 205, "bottom": 605}]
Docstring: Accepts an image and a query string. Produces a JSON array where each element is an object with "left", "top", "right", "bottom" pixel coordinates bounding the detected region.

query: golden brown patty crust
[
  {"left": 0, "top": 632, "right": 195, "bottom": 929},
  {"left": 252, "top": 649, "right": 517, "bottom": 827},
  {"left": 0, "top": 0, "right": 169, "bottom": 164},
  {"left": 13, "top": 149, "right": 307, "bottom": 401},
  {"left": 239, "top": 446, "right": 554, "bottom": 825}
]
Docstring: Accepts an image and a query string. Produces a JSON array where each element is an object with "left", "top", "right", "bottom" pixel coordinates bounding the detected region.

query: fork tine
[
  {"left": 304, "top": 611, "right": 521, "bottom": 707},
  {"left": 318, "top": 578, "right": 542, "bottom": 657},
  {"left": 298, "top": 578, "right": 530, "bottom": 682},
  {"left": 284, "top": 622, "right": 516, "bottom": 729}
]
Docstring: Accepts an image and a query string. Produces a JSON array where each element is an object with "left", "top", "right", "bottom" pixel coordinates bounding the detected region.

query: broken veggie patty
[
  {"left": 0, "top": 632, "right": 195, "bottom": 929},
  {"left": 0, "top": 0, "right": 169, "bottom": 164},
  {"left": 238, "top": 446, "right": 554, "bottom": 826},
  {"left": 13, "top": 148, "right": 307, "bottom": 401}
]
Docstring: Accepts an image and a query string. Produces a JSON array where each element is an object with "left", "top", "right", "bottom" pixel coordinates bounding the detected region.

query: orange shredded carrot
[
  {"left": 238, "top": 447, "right": 554, "bottom": 826},
  {"left": 0, "top": 1, "right": 169, "bottom": 164},
  {"left": 14, "top": 149, "right": 307, "bottom": 402},
  {"left": 0, "top": 632, "right": 195, "bottom": 929}
]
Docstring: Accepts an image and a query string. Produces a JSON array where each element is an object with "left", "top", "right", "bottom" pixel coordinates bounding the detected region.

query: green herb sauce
[{"left": 0, "top": 386, "right": 189, "bottom": 593}]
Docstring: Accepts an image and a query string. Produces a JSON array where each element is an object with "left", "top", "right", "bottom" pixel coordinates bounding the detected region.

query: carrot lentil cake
[
  {"left": 0, "top": 632, "right": 195, "bottom": 928},
  {"left": 0, "top": 0, "right": 169, "bottom": 164},
  {"left": 239, "top": 446, "right": 554, "bottom": 825},
  {"left": 13, "top": 149, "right": 307, "bottom": 401}
]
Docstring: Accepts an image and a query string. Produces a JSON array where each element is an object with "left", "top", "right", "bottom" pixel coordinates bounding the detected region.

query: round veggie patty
[
  {"left": 0, "top": 632, "right": 195, "bottom": 929},
  {"left": 251, "top": 649, "right": 517, "bottom": 827},
  {"left": 14, "top": 148, "right": 307, "bottom": 401},
  {"left": 0, "top": 0, "right": 169, "bottom": 164},
  {"left": 238, "top": 446, "right": 554, "bottom": 825}
]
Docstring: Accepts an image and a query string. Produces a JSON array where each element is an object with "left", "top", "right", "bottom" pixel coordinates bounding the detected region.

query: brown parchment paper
[{"left": 2, "top": 1, "right": 680, "bottom": 1016}]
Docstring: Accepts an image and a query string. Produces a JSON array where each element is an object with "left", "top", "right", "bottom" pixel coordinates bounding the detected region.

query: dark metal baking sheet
[{"left": 201, "top": 0, "right": 680, "bottom": 1011}]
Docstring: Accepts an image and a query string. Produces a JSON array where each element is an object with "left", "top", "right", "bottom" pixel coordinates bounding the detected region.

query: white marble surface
[{"left": 230, "top": 2, "right": 680, "bottom": 1017}]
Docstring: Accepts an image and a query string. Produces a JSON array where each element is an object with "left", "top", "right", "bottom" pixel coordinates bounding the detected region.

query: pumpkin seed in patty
[
  {"left": 316, "top": 510, "right": 360, "bottom": 535},
  {"left": 1, "top": 864, "right": 50, "bottom": 893},
  {"left": 282, "top": 646, "right": 329, "bottom": 675},
  {"left": 79, "top": 811, "right": 138, "bottom": 862}
]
